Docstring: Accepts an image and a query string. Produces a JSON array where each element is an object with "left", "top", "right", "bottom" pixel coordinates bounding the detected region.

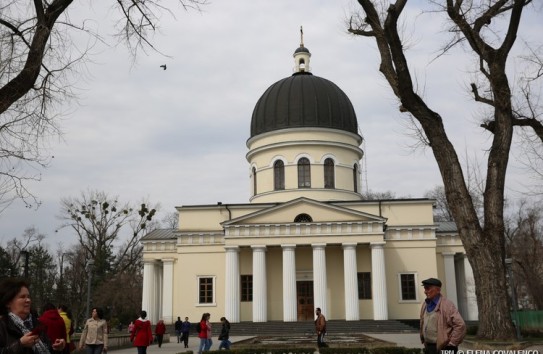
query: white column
[
  {"left": 142, "top": 260, "right": 156, "bottom": 320},
  {"left": 162, "top": 258, "right": 175, "bottom": 324},
  {"left": 343, "top": 243, "right": 360, "bottom": 321},
  {"left": 371, "top": 242, "right": 388, "bottom": 320},
  {"left": 463, "top": 255, "right": 479, "bottom": 320},
  {"left": 225, "top": 246, "right": 240, "bottom": 323},
  {"left": 252, "top": 245, "right": 267, "bottom": 322},
  {"left": 443, "top": 252, "right": 458, "bottom": 306},
  {"left": 282, "top": 244, "right": 297, "bottom": 322},
  {"left": 312, "top": 243, "right": 328, "bottom": 317},
  {"left": 154, "top": 263, "right": 163, "bottom": 323}
]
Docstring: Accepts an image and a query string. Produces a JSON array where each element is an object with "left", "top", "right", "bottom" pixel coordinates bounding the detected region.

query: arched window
[
  {"left": 324, "top": 158, "right": 335, "bottom": 189},
  {"left": 353, "top": 164, "right": 359, "bottom": 193},
  {"left": 298, "top": 157, "right": 311, "bottom": 188},
  {"left": 294, "top": 213, "right": 313, "bottom": 223},
  {"left": 274, "top": 160, "right": 285, "bottom": 190},
  {"left": 252, "top": 167, "right": 257, "bottom": 195}
]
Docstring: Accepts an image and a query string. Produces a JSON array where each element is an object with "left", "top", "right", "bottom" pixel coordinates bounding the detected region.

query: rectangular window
[
  {"left": 357, "top": 272, "right": 371, "bottom": 299},
  {"left": 400, "top": 273, "right": 417, "bottom": 301},
  {"left": 240, "top": 275, "right": 253, "bottom": 302},
  {"left": 198, "top": 277, "right": 214, "bottom": 304}
]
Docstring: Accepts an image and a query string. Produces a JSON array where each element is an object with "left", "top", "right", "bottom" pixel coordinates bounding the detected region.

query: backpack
[{"left": 196, "top": 322, "right": 201, "bottom": 333}]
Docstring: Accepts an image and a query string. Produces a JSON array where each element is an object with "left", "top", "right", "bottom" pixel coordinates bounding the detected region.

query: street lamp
[
  {"left": 505, "top": 258, "right": 522, "bottom": 340},
  {"left": 20, "top": 250, "right": 30, "bottom": 279},
  {"left": 85, "top": 259, "right": 95, "bottom": 319}
]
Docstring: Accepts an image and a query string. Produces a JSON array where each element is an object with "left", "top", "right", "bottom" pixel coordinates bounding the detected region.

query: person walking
[
  {"left": 420, "top": 278, "right": 466, "bottom": 354},
  {"left": 130, "top": 311, "right": 153, "bottom": 354},
  {"left": 181, "top": 317, "right": 191, "bottom": 348},
  {"left": 38, "top": 303, "right": 67, "bottom": 348},
  {"left": 197, "top": 313, "right": 211, "bottom": 354},
  {"left": 174, "top": 317, "right": 182, "bottom": 344},
  {"left": 154, "top": 320, "right": 166, "bottom": 348},
  {"left": 58, "top": 304, "right": 74, "bottom": 354},
  {"left": 128, "top": 322, "right": 135, "bottom": 335},
  {"left": 78, "top": 307, "right": 108, "bottom": 354},
  {"left": 218, "top": 317, "right": 231, "bottom": 350},
  {"left": 314, "top": 307, "right": 327, "bottom": 348}
]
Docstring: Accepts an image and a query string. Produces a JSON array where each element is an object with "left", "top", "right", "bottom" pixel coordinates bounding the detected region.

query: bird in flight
[{"left": 160, "top": 64, "right": 167, "bottom": 70}]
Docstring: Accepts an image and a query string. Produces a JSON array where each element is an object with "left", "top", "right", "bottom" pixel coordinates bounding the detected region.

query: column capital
[
  {"left": 161, "top": 258, "right": 176, "bottom": 264},
  {"left": 442, "top": 252, "right": 456, "bottom": 257},
  {"left": 311, "top": 243, "right": 327, "bottom": 250},
  {"left": 225, "top": 245, "right": 240, "bottom": 252},
  {"left": 370, "top": 242, "right": 386, "bottom": 249},
  {"left": 251, "top": 245, "right": 267, "bottom": 251},
  {"left": 281, "top": 244, "right": 297, "bottom": 249},
  {"left": 143, "top": 259, "right": 158, "bottom": 265},
  {"left": 342, "top": 243, "right": 358, "bottom": 250}
]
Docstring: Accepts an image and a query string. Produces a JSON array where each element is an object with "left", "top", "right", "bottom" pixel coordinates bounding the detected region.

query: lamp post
[
  {"left": 505, "top": 258, "right": 522, "bottom": 340},
  {"left": 85, "top": 259, "right": 94, "bottom": 318},
  {"left": 20, "top": 250, "right": 30, "bottom": 279}
]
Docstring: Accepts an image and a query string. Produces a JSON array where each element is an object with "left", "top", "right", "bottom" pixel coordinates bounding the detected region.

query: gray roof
[
  {"left": 436, "top": 221, "right": 458, "bottom": 233},
  {"left": 250, "top": 72, "right": 359, "bottom": 138},
  {"left": 141, "top": 228, "right": 176, "bottom": 241}
]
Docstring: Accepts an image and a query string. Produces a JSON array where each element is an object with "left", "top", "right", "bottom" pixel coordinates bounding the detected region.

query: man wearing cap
[{"left": 420, "top": 278, "right": 466, "bottom": 354}]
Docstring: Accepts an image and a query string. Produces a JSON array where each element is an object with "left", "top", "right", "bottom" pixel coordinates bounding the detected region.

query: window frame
[
  {"left": 240, "top": 274, "right": 253, "bottom": 302},
  {"left": 398, "top": 272, "right": 419, "bottom": 302},
  {"left": 273, "top": 160, "right": 285, "bottom": 190},
  {"left": 197, "top": 276, "right": 216, "bottom": 306},
  {"left": 298, "top": 157, "right": 311, "bottom": 188},
  {"left": 357, "top": 272, "right": 372, "bottom": 299},
  {"left": 324, "top": 158, "right": 335, "bottom": 189}
]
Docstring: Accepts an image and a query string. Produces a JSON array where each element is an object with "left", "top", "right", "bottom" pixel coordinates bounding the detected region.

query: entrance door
[{"left": 296, "top": 281, "right": 314, "bottom": 321}]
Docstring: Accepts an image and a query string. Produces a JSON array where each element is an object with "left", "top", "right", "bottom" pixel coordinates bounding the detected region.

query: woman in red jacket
[
  {"left": 130, "top": 311, "right": 153, "bottom": 354},
  {"left": 154, "top": 320, "right": 166, "bottom": 348},
  {"left": 38, "top": 303, "right": 67, "bottom": 347}
]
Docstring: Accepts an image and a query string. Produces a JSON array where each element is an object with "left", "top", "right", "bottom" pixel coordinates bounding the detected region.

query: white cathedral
[{"left": 140, "top": 37, "right": 479, "bottom": 324}]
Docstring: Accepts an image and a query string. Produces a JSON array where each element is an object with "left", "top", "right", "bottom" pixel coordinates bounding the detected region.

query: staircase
[{"left": 225, "top": 320, "right": 419, "bottom": 336}]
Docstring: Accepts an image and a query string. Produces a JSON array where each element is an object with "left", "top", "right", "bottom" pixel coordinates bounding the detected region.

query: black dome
[
  {"left": 294, "top": 46, "right": 310, "bottom": 54},
  {"left": 250, "top": 72, "right": 359, "bottom": 138}
]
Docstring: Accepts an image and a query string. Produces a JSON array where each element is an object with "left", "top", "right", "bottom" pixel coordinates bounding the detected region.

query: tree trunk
[{"left": 468, "top": 231, "right": 515, "bottom": 338}]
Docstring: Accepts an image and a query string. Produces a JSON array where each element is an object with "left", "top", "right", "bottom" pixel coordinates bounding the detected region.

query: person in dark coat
[
  {"left": 174, "top": 317, "right": 182, "bottom": 343},
  {"left": 0, "top": 278, "right": 65, "bottom": 354},
  {"left": 217, "top": 317, "right": 231, "bottom": 350},
  {"left": 180, "top": 317, "right": 191, "bottom": 348}
]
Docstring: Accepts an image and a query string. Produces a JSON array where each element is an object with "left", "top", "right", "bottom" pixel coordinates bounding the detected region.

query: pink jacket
[{"left": 420, "top": 295, "right": 466, "bottom": 350}]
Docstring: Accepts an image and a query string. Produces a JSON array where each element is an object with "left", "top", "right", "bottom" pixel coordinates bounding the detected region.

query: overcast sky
[{"left": 1, "top": 1, "right": 541, "bottom": 249}]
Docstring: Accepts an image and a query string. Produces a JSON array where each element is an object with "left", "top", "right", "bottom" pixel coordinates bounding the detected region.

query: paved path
[
  {"left": 109, "top": 334, "right": 543, "bottom": 353},
  {"left": 109, "top": 337, "right": 254, "bottom": 354}
]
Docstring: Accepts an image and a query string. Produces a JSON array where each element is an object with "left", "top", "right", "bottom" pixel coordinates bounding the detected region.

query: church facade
[{"left": 140, "top": 39, "right": 479, "bottom": 324}]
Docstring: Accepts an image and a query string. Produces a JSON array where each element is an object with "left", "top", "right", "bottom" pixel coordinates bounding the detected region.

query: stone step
[{"left": 167, "top": 320, "right": 419, "bottom": 336}]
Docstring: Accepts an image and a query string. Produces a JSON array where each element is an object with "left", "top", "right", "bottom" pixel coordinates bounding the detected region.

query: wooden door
[{"left": 296, "top": 281, "right": 314, "bottom": 321}]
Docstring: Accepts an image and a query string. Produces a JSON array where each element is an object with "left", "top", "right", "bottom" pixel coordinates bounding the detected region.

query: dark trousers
[
  {"left": 181, "top": 332, "right": 189, "bottom": 347},
  {"left": 85, "top": 344, "right": 103, "bottom": 354},
  {"left": 424, "top": 343, "right": 458, "bottom": 354},
  {"left": 317, "top": 333, "right": 327, "bottom": 348},
  {"left": 156, "top": 335, "right": 163, "bottom": 347},
  {"left": 136, "top": 346, "right": 148, "bottom": 354}
]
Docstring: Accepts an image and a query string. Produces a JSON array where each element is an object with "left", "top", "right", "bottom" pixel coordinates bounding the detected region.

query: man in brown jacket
[
  {"left": 315, "top": 307, "right": 327, "bottom": 348},
  {"left": 420, "top": 278, "right": 466, "bottom": 354}
]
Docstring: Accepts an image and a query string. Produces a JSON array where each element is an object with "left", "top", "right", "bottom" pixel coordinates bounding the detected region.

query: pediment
[{"left": 222, "top": 197, "right": 386, "bottom": 226}]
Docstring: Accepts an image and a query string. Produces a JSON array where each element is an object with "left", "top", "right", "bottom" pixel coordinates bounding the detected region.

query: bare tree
[
  {"left": 58, "top": 190, "right": 157, "bottom": 282},
  {"left": 161, "top": 211, "right": 179, "bottom": 229},
  {"left": 0, "top": 0, "right": 205, "bottom": 210},
  {"left": 505, "top": 199, "right": 543, "bottom": 310},
  {"left": 348, "top": 0, "right": 542, "bottom": 339}
]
